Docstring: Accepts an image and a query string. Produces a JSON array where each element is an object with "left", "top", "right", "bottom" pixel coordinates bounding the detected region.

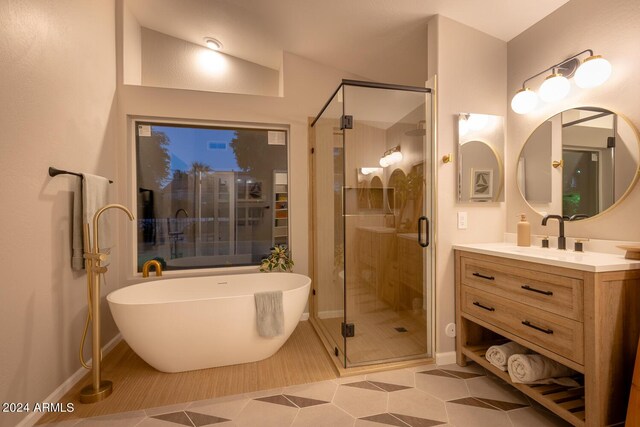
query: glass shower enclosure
[{"left": 310, "top": 80, "right": 434, "bottom": 368}]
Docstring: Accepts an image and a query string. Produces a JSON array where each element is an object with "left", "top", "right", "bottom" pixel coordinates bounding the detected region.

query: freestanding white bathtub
[{"left": 107, "top": 272, "right": 311, "bottom": 373}]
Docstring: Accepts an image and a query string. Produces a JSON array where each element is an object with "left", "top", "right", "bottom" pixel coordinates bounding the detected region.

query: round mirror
[
  {"left": 517, "top": 107, "right": 640, "bottom": 220},
  {"left": 459, "top": 140, "right": 503, "bottom": 202}
]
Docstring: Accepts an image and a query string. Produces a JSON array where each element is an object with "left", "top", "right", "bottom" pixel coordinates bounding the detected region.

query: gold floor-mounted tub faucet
[
  {"left": 142, "top": 259, "right": 163, "bottom": 277},
  {"left": 80, "top": 203, "right": 134, "bottom": 404}
]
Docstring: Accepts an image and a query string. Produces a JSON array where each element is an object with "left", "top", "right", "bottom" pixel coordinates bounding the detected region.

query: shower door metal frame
[{"left": 309, "top": 79, "right": 437, "bottom": 370}]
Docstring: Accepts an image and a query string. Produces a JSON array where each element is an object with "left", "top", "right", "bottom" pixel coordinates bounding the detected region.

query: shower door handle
[{"left": 418, "top": 216, "right": 429, "bottom": 248}]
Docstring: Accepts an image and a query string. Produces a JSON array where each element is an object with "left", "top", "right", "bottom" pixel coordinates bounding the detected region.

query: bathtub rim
[{"left": 107, "top": 272, "right": 311, "bottom": 306}]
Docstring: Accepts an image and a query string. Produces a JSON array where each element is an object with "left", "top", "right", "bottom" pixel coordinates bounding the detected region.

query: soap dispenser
[{"left": 517, "top": 213, "right": 531, "bottom": 247}]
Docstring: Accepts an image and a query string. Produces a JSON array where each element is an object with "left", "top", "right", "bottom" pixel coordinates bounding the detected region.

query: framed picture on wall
[{"left": 470, "top": 169, "right": 493, "bottom": 199}]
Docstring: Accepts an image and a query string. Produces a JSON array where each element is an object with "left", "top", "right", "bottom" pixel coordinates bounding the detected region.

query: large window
[{"left": 135, "top": 121, "right": 288, "bottom": 271}]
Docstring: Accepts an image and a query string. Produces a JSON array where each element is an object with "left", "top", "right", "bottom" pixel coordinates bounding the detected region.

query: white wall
[
  {"left": 122, "top": 0, "right": 141, "bottom": 85},
  {"left": 427, "top": 15, "right": 508, "bottom": 355},
  {"left": 0, "top": 1, "right": 118, "bottom": 426},
  {"left": 507, "top": 0, "right": 640, "bottom": 240},
  {"left": 140, "top": 27, "right": 280, "bottom": 96}
]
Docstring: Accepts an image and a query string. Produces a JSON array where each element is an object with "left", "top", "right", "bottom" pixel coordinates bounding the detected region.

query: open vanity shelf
[
  {"left": 454, "top": 246, "right": 640, "bottom": 427},
  {"left": 461, "top": 335, "right": 586, "bottom": 425}
]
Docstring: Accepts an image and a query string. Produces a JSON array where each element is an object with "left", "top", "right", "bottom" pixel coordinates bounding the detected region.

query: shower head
[{"left": 405, "top": 120, "right": 426, "bottom": 137}]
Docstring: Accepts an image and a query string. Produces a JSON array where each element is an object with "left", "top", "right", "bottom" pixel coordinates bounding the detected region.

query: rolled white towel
[
  {"left": 508, "top": 354, "right": 580, "bottom": 387},
  {"left": 485, "top": 341, "right": 531, "bottom": 371}
]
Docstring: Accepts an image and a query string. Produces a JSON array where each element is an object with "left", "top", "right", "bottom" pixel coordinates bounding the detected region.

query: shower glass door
[
  {"left": 311, "top": 88, "right": 347, "bottom": 365},
  {"left": 311, "top": 81, "right": 433, "bottom": 368}
]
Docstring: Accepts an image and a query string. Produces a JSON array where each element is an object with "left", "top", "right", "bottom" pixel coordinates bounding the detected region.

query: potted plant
[{"left": 260, "top": 245, "right": 294, "bottom": 272}]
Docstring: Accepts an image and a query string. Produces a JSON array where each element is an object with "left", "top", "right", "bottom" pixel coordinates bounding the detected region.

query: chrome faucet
[{"left": 541, "top": 214, "right": 566, "bottom": 250}]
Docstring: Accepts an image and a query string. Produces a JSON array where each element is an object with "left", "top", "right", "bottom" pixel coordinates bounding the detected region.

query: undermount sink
[{"left": 452, "top": 242, "right": 640, "bottom": 272}]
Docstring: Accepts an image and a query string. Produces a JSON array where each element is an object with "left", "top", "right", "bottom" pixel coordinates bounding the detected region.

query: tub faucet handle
[{"left": 142, "top": 260, "right": 163, "bottom": 278}]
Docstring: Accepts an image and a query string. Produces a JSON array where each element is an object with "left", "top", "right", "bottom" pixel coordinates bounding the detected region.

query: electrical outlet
[
  {"left": 445, "top": 323, "right": 456, "bottom": 338},
  {"left": 457, "top": 212, "right": 468, "bottom": 230}
]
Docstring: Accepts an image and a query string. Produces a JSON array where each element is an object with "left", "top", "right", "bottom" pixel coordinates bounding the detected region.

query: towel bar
[{"left": 49, "top": 166, "right": 113, "bottom": 183}]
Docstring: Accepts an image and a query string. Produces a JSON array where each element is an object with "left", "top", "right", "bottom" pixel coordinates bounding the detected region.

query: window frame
[{"left": 128, "top": 115, "right": 291, "bottom": 277}]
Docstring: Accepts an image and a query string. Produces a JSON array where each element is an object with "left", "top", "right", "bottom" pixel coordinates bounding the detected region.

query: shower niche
[{"left": 309, "top": 80, "right": 435, "bottom": 369}]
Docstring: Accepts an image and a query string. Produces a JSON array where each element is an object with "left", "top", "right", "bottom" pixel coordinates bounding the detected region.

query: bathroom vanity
[{"left": 454, "top": 243, "right": 640, "bottom": 426}]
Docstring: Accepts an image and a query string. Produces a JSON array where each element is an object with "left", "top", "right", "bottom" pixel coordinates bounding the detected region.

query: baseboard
[
  {"left": 299, "top": 312, "right": 309, "bottom": 321},
  {"left": 317, "top": 309, "right": 344, "bottom": 320},
  {"left": 16, "top": 333, "right": 122, "bottom": 427},
  {"left": 435, "top": 351, "right": 457, "bottom": 366}
]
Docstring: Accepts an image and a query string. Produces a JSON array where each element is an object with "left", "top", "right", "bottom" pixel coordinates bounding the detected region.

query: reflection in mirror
[
  {"left": 517, "top": 107, "right": 640, "bottom": 220},
  {"left": 457, "top": 114, "right": 505, "bottom": 202}
]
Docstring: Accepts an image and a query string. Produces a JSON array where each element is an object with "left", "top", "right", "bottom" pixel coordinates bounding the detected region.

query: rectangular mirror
[{"left": 457, "top": 113, "right": 505, "bottom": 202}]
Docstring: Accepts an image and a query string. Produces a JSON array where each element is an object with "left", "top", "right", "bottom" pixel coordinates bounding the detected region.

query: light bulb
[
  {"left": 574, "top": 55, "right": 611, "bottom": 88},
  {"left": 379, "top": 156, "right": 390, "bottom": 167},
  {"left": 360, "top": 168, "right": 378, "bottom": 175},
  {"left": 389, "top": 151, "right": 403, "bottom": 164},
  {"left": 511, "top": 88, "right": 538, "bottom": 114},
  {"left": 539, "top": 73, "right": 570, "bottom": 103},
  {"left": 467, "top": 114, "right": 488, "bottom": 131}
]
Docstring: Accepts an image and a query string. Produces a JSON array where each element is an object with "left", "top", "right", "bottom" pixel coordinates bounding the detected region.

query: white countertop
[{"left": 453, "top": 242, "right": 640, "bottom": 272}]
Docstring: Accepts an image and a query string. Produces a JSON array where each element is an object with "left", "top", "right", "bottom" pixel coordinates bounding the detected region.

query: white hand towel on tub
[
  {"left": 485, "top": 341, "right": 531, "bottom": 371},
  {"left": 508, "top": 354, "right": 580, "bottom": 387},
  {"left": 82, "top": 173, "right": 111, "bottom": 265},
  {"left": 255, "top": 290, "right": 284, "bottom": 337}
]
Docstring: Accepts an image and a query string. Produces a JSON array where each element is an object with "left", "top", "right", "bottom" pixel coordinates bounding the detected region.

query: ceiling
[{"left": 126, "top": 0, "right": 569, "bottom": 84}]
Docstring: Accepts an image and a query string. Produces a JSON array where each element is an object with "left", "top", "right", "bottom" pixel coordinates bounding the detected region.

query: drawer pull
[
  {"left": 521, "top": 284, "right": 553, "bottom": 296},
  {"left": 522, "top": 320, "right": 553, "bottom": 335},
  {"left": 472, "top": 272, "right": 495, "bottom": 281},
  {"left": 473, "top": 301, "right": 495, "bottom": 312}
]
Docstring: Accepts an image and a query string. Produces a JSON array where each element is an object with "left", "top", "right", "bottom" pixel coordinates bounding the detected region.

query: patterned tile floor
[{"left": 43, "top": 363, "right": 572, "bottom": 427}]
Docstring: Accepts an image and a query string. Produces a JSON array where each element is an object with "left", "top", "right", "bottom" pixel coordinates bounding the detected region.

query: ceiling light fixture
[
  {"left": 510, "top": 49, "right": 611, "bottom": 114},
  {"left": 204, "top": 37, "right": 223, "bottom": 51},
  {"left": 379, "top": 146, "right": 402, "bottom": 168}
]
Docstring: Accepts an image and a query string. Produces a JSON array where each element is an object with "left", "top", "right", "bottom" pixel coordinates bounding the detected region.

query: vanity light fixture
[
  {"left": 574, "top": 55, "right": 612, "bottom": 88},
  {"left": 204, "top": 37, "right": 223, "bottom": 51},
  {"left": 379, "top": 146, "right": 402, "bottom": 168},
  {"left": 510, "top": 49, "right": 612, "bottom": 114},
  {"left": 539, "top": 73, "right": 571, "bottom": 103}
]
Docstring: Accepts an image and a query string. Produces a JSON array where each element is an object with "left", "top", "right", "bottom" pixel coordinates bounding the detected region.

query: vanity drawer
[
  {"left": 461, "top": 285, "right": 584, "bottom": 364},
  {"left": 461, "top": 257, "right": 583, "bottom": 321}
]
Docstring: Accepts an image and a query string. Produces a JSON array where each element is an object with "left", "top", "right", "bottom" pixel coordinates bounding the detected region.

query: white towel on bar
[
  {"left": 508, "top": 354, "right": 580, "bottom": 387},
  {"left": 255, "top": 290, "right": 284, "bottom": 337},
  {"left": 485, "top": 341, "right": 531, "bottom": 371},
  {"left": 82, "top": 173, "right": 111, "bottom": 266}
]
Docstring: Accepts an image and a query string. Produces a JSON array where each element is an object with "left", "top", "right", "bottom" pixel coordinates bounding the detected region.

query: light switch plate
[{"left": 457, "top": 212, "right": 468, "bottom": 229}]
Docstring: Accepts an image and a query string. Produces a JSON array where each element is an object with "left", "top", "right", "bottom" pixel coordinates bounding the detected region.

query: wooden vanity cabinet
[{"left": 455, "top": 250, "right": 640, "bottom": 427}]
